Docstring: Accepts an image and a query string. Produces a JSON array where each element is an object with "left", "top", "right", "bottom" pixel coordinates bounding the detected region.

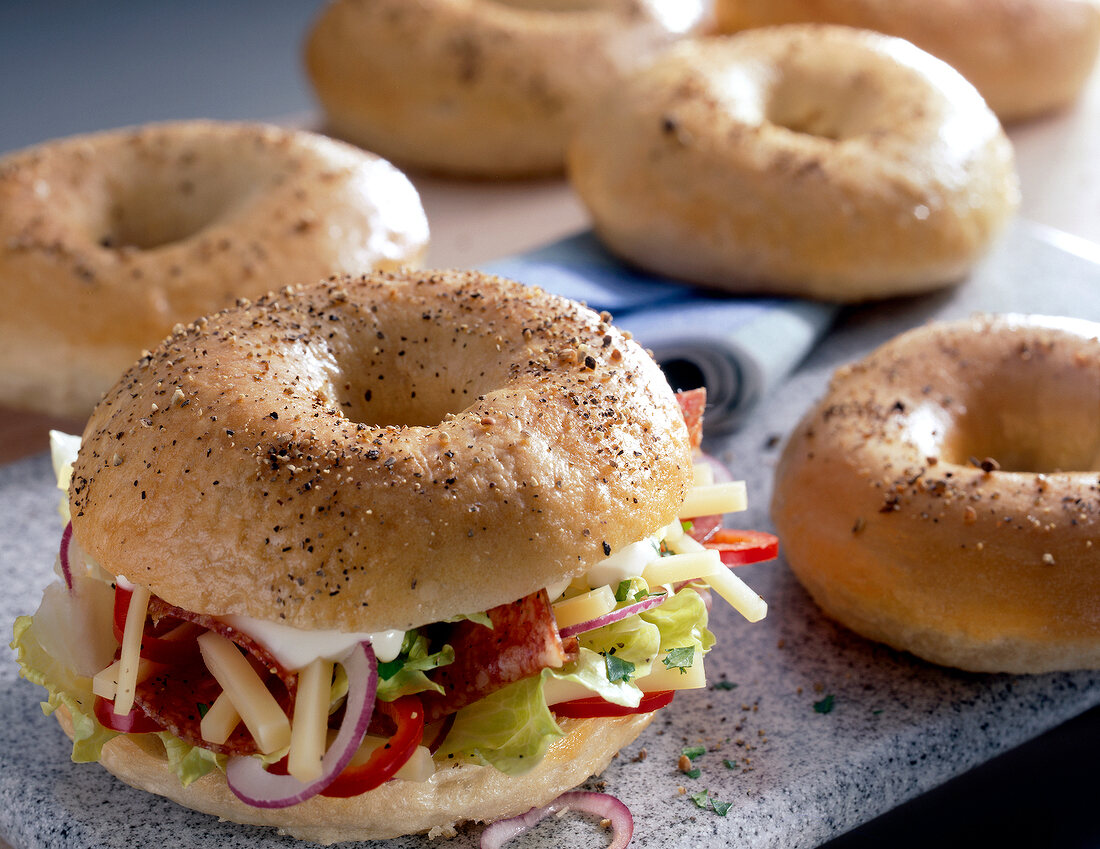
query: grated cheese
[
  {"left": 92, "top": 657, "right": 159, "bottom": 702},
  {"left": 705, "top": 567, "right": 768, "bottom": 623},
  {"left": 197, "top": 631, "right": 291, "bottom": 755},
  {"left": 113, "top": 585, "right": 151, "bottom": 716},
  {"left": 551, "top": 585, "right": 617, "bottom": 629},
  {"left": 678, "top": 481, "right": 748, "bottom": 518},
  {"left": 200, "top": 691, "right": 242, "bottom": 746},
  {"left": 642, "top": 550, "right": 723, "bottom": 585},
  {"left": 287, "top": 658, "right": 334, "bottom": 782},
  {"left": 636, "top": 653, "right": 707, "bottom": 692}
]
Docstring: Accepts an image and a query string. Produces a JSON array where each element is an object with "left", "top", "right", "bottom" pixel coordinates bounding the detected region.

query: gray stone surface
[{"left": 2, "top": 221, "right": 1098, "bottom": 847}]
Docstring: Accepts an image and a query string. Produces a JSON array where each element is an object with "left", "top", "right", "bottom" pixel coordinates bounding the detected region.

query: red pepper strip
[
  {"left": 704, "top": 529, "right": 780, "bottom": 566},
  {"left": 320, "top": 696, "right": 425, "bottom": 798},
  {"left": 94, "top": 695, "right": 162, "bottom": 734},
  {"left": 112, "top": 585, "right": 201, "bottom": 664},
  {"left": 552, "top": 690, "right": 675, "bottom": 719}
]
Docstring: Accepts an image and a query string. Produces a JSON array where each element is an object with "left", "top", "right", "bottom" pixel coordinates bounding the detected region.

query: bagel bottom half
[{"left": 57, "top": 706, "right": 652, "bottom": 844}]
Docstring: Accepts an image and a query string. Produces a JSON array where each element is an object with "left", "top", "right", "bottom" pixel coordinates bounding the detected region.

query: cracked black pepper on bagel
[{"left": 15, "top": 269, "right": 774, "bottom": 843}]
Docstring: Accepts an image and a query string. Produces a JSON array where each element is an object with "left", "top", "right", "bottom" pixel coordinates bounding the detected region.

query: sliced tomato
[
  {"left": 320, "top": 696, "right": 425, "bottom": 797},
  {"left": 94, "top": 695, "right": 162, "bottom": 734},
  {"left": 552, "top": 690, "right": 675, "bottom": 719},
  {"left": 705, "top": 529, "right": 779, "bottom": 566}
]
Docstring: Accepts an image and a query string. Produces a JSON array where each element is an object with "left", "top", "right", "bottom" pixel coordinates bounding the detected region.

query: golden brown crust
[
  {"left": 566, "top": 26, "right": 1019, "bottom": 302},
  {"left": 0, "top": 120, "right": 429, "bottom": 419},
  {"left": 56, "top": 706, "right": 654, "bottom": 844},
  {"left": 772, "top": 315, "right": 1100, "bottom": 672},
  {"left": 304, "top": 0, "right": 708, "bottom": 177},
  {"left": 69, "top": 270, "right": 693, "bottom": 631},
  {"left": 713, "top": 0, "right": 1100, "bottom": 123}
]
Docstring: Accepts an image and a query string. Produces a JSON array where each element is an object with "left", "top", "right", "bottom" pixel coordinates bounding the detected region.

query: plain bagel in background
[
  {"left": 567, "top": 25, "right": 1020, "bottom": 302},
  {"left": 712, "top": 0, "right": 1100, "bottom": 123},
  {"left": 0, "top": 121, "right": 429, "bottom": 420}
]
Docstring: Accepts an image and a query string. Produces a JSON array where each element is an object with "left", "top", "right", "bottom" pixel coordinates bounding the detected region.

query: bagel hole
[
  {"left": 939, "top": 393, "right": 1100, "bottom": 474},
  {"left": 766, "top": 67, "right": 886, "bottom": 142},
  {"left": 96, "top": 168, "right": 250, "bottom": 251},
  {"left": 328, "top": 338, "right": 517, "bottom": 428}
]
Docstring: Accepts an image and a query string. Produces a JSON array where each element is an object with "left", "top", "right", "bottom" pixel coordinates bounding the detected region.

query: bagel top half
[{"left": 69, "top": 270, "right": 693, "bottom": 632}]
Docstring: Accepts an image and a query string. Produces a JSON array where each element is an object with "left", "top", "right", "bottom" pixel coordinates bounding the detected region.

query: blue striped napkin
[{"left": 482, "top": 231, "right": 837, "bottom": 432}]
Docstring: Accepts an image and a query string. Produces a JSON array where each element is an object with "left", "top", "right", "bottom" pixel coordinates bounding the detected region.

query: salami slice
[
  {"left": 421, "top": 590, "right": 575, "bottom": 723},
  {"left": 132, "top": 598, "right": 297, "bottom": 756},
  {"left": 675, "top": 387, "right": 706, "bottom": 451}
]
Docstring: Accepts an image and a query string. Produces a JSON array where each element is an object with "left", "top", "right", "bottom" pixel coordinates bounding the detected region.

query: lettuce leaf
[
  {"left": 11, "top": 613, "right": 118, "bottom": 763},
  {"left": 157, "top": 732, "right": 226, "bottom": 785},
  {"left": 543, "top": 647, "right": 643, "bottom": 707},
  {"left": 641, "top": 586, "right": 716, "bottom": 656},
  {"left": 375, "top": 631, "right": 454, "bottom": 702},
  {"left": 434, "top": 675, "right": 562, "bottom": 775}
]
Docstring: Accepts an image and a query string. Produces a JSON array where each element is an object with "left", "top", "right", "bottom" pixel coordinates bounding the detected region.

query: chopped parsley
[
  {"left": 689, "top": 788, "right": 732, "bottom": 816},
  {"left": 681, "top": 520, "right": 694, "bottom": 534},
  {"left": 713, "top": 680, "right": 738, "bottom": 691},
  {"left": 684, "top": 767, "right": 701, "bottom": 779},
  {"left": 813, "top": 694, "right": 836, "bottom": 714},
  {"left": 681, "top": 745, "right": 706, "bottom": 761},
  {"left": 196, "top": 702, "right": 209, "bottom": 719},
  {"left": 723, "top": 758, "right": 738, "bottom": 770},
  {"left": 662, "top": 645, "right": 695, "bottom": 674},
  {"left": 605, "top": 654, "right": 636, "bottom": 683}
]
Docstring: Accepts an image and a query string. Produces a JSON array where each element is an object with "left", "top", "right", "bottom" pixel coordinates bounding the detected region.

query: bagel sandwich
[{"left": 12, "top": 273, "right": 775, "bottom": 843}]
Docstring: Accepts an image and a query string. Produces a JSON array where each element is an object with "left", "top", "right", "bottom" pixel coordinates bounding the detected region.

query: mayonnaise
[{"left": 221, "top": 615, "right": 405, "bottom": 670}]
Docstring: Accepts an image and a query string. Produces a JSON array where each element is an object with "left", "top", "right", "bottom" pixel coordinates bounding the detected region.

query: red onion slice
[
  {"left": 481, "top": 790, "right": 633, "bottom": 849},
  {"left": 58, "top": 522, "right": 74, "bottom": 592},
  {"left": 558, "top": 593, "right": 667, "bottom": 639},
  {"left": 226, "top": 640, "right": 377, "bottom": 808}
]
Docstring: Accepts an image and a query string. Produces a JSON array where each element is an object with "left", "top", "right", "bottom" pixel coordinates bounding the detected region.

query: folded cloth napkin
[{"left": 482, "top": 231, "right": 837, "bottom": 432}]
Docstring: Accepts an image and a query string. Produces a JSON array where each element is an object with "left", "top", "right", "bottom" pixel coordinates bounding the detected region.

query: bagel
[
  {"left": 566, "top": 26, "right": 1020, "bottom": 302},
  {"left": 303, "top": 0, "right": 708, "bottom": 177},
  {"left": 771, "top": 314, "right": 1100, "bottom": 673},
  {"left": 0, "top": 120, "right": 429, "bottom": 420},
  {"left": 56, "top": 705, "right": 653, "bottom": 843},
  {"left": 712, "top": 0, "right": 1100, "bottom": 123},
  {"left": 69, "top": 270, "right": 691, "bottom": 631},
  {"left": 15, "top": 269, "right": 775, "bottom": 842}
]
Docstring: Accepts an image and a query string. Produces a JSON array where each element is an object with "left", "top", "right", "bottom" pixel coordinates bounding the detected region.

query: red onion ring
[
  {"left": 225, "top": 640, "right": 377, "bottom": 808},
  {"left": 558, "top": 592, "right": 667, "bottom": 639},
  {"left": 58, "top": 522, "right": 74, "bottom": 592},
  {"left": 480, "top": 791, "right": 633, "bottom": 849}
]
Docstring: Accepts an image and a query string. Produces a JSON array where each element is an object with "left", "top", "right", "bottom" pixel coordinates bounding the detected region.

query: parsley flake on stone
[
  {"left": 682, "top": 746, "right": 706, "bottom": 761},
  {"left": 813, "top": 694, "right": 836, "bottom": 714},
  {"left": 713, "top": 680, "right": 738, "bottom": 691}
]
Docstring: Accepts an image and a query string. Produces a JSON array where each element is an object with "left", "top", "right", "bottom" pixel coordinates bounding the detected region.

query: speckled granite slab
[{"left": 2, "top": 221, "right": 1098, "bottom": 849}]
